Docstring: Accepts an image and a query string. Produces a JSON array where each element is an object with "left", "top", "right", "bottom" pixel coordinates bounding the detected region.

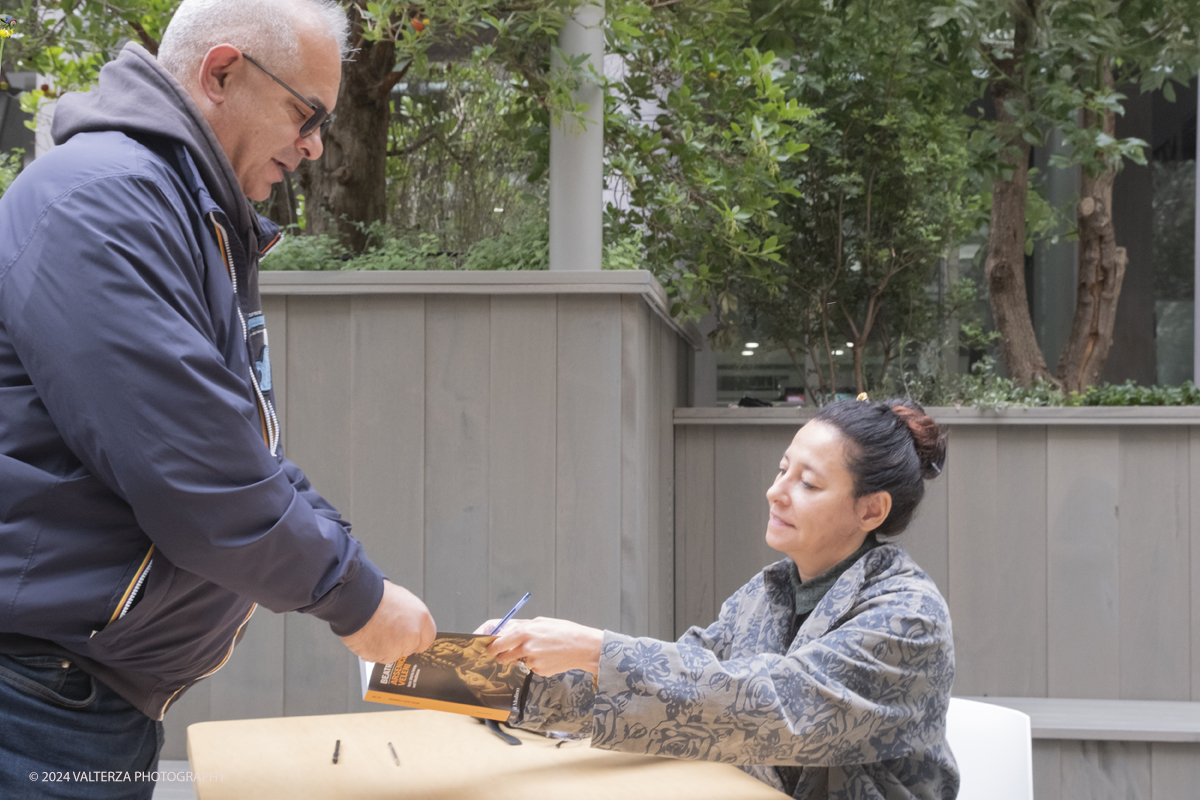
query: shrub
[
  {"left": 901, "top": 356, "right": 1200, "bottom": 408},
  {"left": 262, "top": 216, "right": 642, "bottom": 273}
]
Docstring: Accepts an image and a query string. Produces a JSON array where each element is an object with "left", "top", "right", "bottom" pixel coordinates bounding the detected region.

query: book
[{"left": 360, "top": 633, "right": 530, "bottom": 721}]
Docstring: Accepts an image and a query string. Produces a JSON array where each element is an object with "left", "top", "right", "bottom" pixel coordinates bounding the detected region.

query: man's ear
[
  {"left": 857, "top": 490, "right": 892, "bottom": 533},
  {"left": 196, "top": 44, "right": 244, "bottom": 106}
]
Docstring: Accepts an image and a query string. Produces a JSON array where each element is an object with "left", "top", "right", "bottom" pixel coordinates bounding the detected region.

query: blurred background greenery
[{"left": 0, "top": 0, "right": 1197, "bottom": 404}]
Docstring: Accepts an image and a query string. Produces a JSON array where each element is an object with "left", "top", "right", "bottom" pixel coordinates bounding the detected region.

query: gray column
[{"left": 549, "top": 3, "right": 604, "bottom": 271}]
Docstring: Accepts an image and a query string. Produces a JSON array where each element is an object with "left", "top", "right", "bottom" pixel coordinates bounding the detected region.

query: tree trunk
[
  {"left": 301, "top": 13, "right": 396, "bottom": 254},
  {"left": 260, "top": 172, "right": 298, "bottom": 229},
  {"left": 983, "top": 30, "right": 1054, "bottom": 387},
  {"left": 1055, "top": 64, "right": 1128, "bottom": 393}
]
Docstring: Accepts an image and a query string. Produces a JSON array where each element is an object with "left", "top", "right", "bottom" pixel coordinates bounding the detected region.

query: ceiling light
[
  {"left": 741, "top": 350, "right": 753, "bottom": 356},
  {"left": 493, "top": 207, "right": 504, "bottom": 213},
  {"left": 745, "top": 342, "right": 760, "bottom": 349},
  {"left": 834, "top": 349, "right": 844, "bottom": 356},
  {"left": 846, "top": 342, "right": 854, "bottom": 348}
]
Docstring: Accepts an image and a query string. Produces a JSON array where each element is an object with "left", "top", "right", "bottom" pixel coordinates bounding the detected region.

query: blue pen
[{"left": 489, "top": 592, "right": 531, "bottom": 636}]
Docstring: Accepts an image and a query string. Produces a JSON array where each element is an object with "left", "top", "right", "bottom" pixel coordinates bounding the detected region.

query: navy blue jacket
[{"left": 0, "top": 45, "right": 386, "bottom": 719}]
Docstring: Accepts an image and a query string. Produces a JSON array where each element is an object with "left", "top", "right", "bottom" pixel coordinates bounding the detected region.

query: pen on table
[
  {"left": 388, "top": 742, "right": 400, "bottom": 766},
  {"left": 489, "top": 592, "right": 531, "bottom": 636},
  {"left": 332, "top": 739, "right": 340, "bottom": 765}
]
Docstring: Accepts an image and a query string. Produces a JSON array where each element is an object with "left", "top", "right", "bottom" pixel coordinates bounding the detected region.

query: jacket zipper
[
  {"left": 209, "top": 213, "right": 280, "bottom": 456},
  {"left": 103, "top": 545, "right": 156, "bottom": 629},
  {"left": 118, "top": 558, "right": 153, "bottom": 620},
  {"left": 159, "top": 217, "right": 275, "bottom": 719},
  {"left": 157, "top": 603, "right": 257, "bottom": 720},
  {"left": 260, "top": 230, "right": 284, "bottom": 259}
]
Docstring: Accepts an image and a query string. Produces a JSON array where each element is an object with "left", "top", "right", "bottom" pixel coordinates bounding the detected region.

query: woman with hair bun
[{"left": 482, "top": 397, "right": 958, "bottom": 799}]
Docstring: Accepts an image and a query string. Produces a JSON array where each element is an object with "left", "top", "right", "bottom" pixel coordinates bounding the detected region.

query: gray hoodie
[{"left": 53, "top": 42, "right": 258, "bottom": 250}]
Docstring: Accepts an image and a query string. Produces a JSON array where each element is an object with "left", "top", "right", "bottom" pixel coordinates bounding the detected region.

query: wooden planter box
[{"left": 161, "top": 271, "right": 694, "bottom": 758}]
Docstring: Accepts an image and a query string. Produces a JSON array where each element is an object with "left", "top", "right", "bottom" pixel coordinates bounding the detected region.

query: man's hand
[
  {"left": 340, "top": 580, "right": 436, "bottom": 663},
  {"left": 484, "top": 617, "right": 603, "bottom": 677}
]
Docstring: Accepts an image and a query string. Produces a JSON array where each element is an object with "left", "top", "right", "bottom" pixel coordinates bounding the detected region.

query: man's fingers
[
  {"left": 338, "top": 581, "right": 438, "bottom": 664},
  {"left": 417, "top": 621, "right": 437, "bottom": 653}
]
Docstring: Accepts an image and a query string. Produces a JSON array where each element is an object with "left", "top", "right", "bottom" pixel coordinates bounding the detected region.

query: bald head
[{"left": 158, "top": 0, "right": 349, "bottom": 86}]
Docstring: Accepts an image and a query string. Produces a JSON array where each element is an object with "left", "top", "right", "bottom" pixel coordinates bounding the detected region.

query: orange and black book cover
[{"left": 361, "top": 633, "right": 530, "bottom": 721}]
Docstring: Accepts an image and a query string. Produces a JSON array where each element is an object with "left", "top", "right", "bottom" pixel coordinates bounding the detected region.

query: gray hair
[{"left": 158, "top": 0, "right": 350, "bottom": 83}]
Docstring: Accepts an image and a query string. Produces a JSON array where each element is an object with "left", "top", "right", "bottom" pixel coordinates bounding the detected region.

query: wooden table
[{"left": 187, "top": 709, "right": 784, "bottom": 799}]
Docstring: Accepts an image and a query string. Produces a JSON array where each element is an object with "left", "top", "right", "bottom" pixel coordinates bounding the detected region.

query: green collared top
[{"left": 790, "top": 533, "right": 880, "bottom": 622}]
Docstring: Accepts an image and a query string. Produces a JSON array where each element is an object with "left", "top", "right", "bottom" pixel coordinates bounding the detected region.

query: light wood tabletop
[{"left": 187, "top": 709, "right": 785, "bottom": 799}]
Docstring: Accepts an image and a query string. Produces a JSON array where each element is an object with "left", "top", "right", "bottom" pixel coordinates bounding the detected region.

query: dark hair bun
[
  {"left": 812, "top": 396, "right": 946, "bottom": 537},
  {"left": 889, "top": 401, "right": 947, "bottom": 480}
]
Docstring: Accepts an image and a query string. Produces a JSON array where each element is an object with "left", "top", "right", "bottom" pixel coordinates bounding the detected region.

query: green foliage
[
  {"left": 263, "top": 213, "right": 639, "bottom": 272},
  {"left": 459, "top": 215, "right": 547, "bottom": 271},
  {"left": 385, "top": 57, "right": 539, "bottom": 254},
  {"left": 15, "top": 0, "right": 1198, "bottom": 406},
  {"left": 356, "top": 0, "right": 594, "bottom": 131},
  {"left": 259, "top": 231, "right": 348, "bottom": 272},
  {"left": 0, "top": 147, "right": 23, "bottom": 197},
  {"left": 719, "top": 0, "right": 980, "bottom": 401},
  {"left": 902, "top": 355, "right": 1200, "bottom": 408},
  {"left": 603, "top": 4, "right": 813, "bottom": 325},
  {"left": 336, "top": 0, "right": 815, "bottom": 297},
  {"left": 903, "top": 355, "right": 1068, "bottom": 408},
  {"left": 1071, "top": 380, "right": 1200, "bottom": 406},
  {"left": 3, "top": 0, "right": 180, "bottom": 121},
  {"left": 932, "top": 0, "right": 1199, "bottom": 195},
  {"left": 601, "top": 231, "right": 640, "bottom": 271}
]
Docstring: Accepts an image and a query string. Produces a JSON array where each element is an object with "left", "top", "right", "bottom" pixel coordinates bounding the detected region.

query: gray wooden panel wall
[
  {"left": 670, "top": 422, "right": 960, "bottom": 634},
  {"left": 674, "top": 417, "right": 1200, "bottom": 798},
  {"left": 1034, "top": 741, "right": 1200, "bottom": 800},
  {"left": 161, "top": 289, "right": 686, "bottom": 760},
  {"left": 673, "top": 420, "right": 1200, "bottom": 706}
]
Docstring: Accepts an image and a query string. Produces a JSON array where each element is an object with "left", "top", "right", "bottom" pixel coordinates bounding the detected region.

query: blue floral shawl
[{"left": 509, "top": 543, "right": 959, "bottom": 799}]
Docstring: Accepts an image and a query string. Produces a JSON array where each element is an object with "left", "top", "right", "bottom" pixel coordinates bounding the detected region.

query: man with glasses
[
  {"left": 0, "top": 1, "right": 435, "bottom": 796},
  {"left": 242, "top": 52, "right": 335, "bottom": 139}
]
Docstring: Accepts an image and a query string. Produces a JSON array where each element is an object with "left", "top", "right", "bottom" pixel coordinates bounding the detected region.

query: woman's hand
[{"left": 481, "top": 617, "right": 604, "bottom": 677}]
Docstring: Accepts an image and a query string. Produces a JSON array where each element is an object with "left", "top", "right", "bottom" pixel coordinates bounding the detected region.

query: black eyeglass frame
[{"left": 241, "top": 52, "right": 332, "bottom": 139}]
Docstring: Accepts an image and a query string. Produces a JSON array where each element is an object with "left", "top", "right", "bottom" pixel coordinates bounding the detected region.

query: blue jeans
[{"left": 0, "top": 653, "right": 162, "bottom": 799}]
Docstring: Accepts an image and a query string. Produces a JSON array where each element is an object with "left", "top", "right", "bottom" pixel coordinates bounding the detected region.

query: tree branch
[
  {"left": 374, "top": 60, "right": 412, "bottom": 102},
  {"left": 387, "top": 102, "right": 467, "bottom": 158},
  {"left": 128, "top": 20, "right": 159, "bottom": 56},
  {"left": 387, "top": 127, "right": 440, "bottom": 157}
]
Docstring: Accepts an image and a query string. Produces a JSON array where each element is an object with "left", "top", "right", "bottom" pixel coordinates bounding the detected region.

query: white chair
[{"left": 945, "top": 697, "right": 1034, "bottom": 800}]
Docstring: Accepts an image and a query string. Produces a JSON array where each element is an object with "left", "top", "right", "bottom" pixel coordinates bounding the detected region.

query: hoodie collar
[{"left": 51, "top": 42, "right": 257, "bottom": 245}]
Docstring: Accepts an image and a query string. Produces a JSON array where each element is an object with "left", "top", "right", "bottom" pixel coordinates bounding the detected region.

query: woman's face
[{"left": 765, "top": 420, "right": 888, "bottom": 581}]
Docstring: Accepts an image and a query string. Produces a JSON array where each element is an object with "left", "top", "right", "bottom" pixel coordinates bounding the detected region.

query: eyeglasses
[{"left": 241, "top": 52, "right": 333, "bottom": 139}]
